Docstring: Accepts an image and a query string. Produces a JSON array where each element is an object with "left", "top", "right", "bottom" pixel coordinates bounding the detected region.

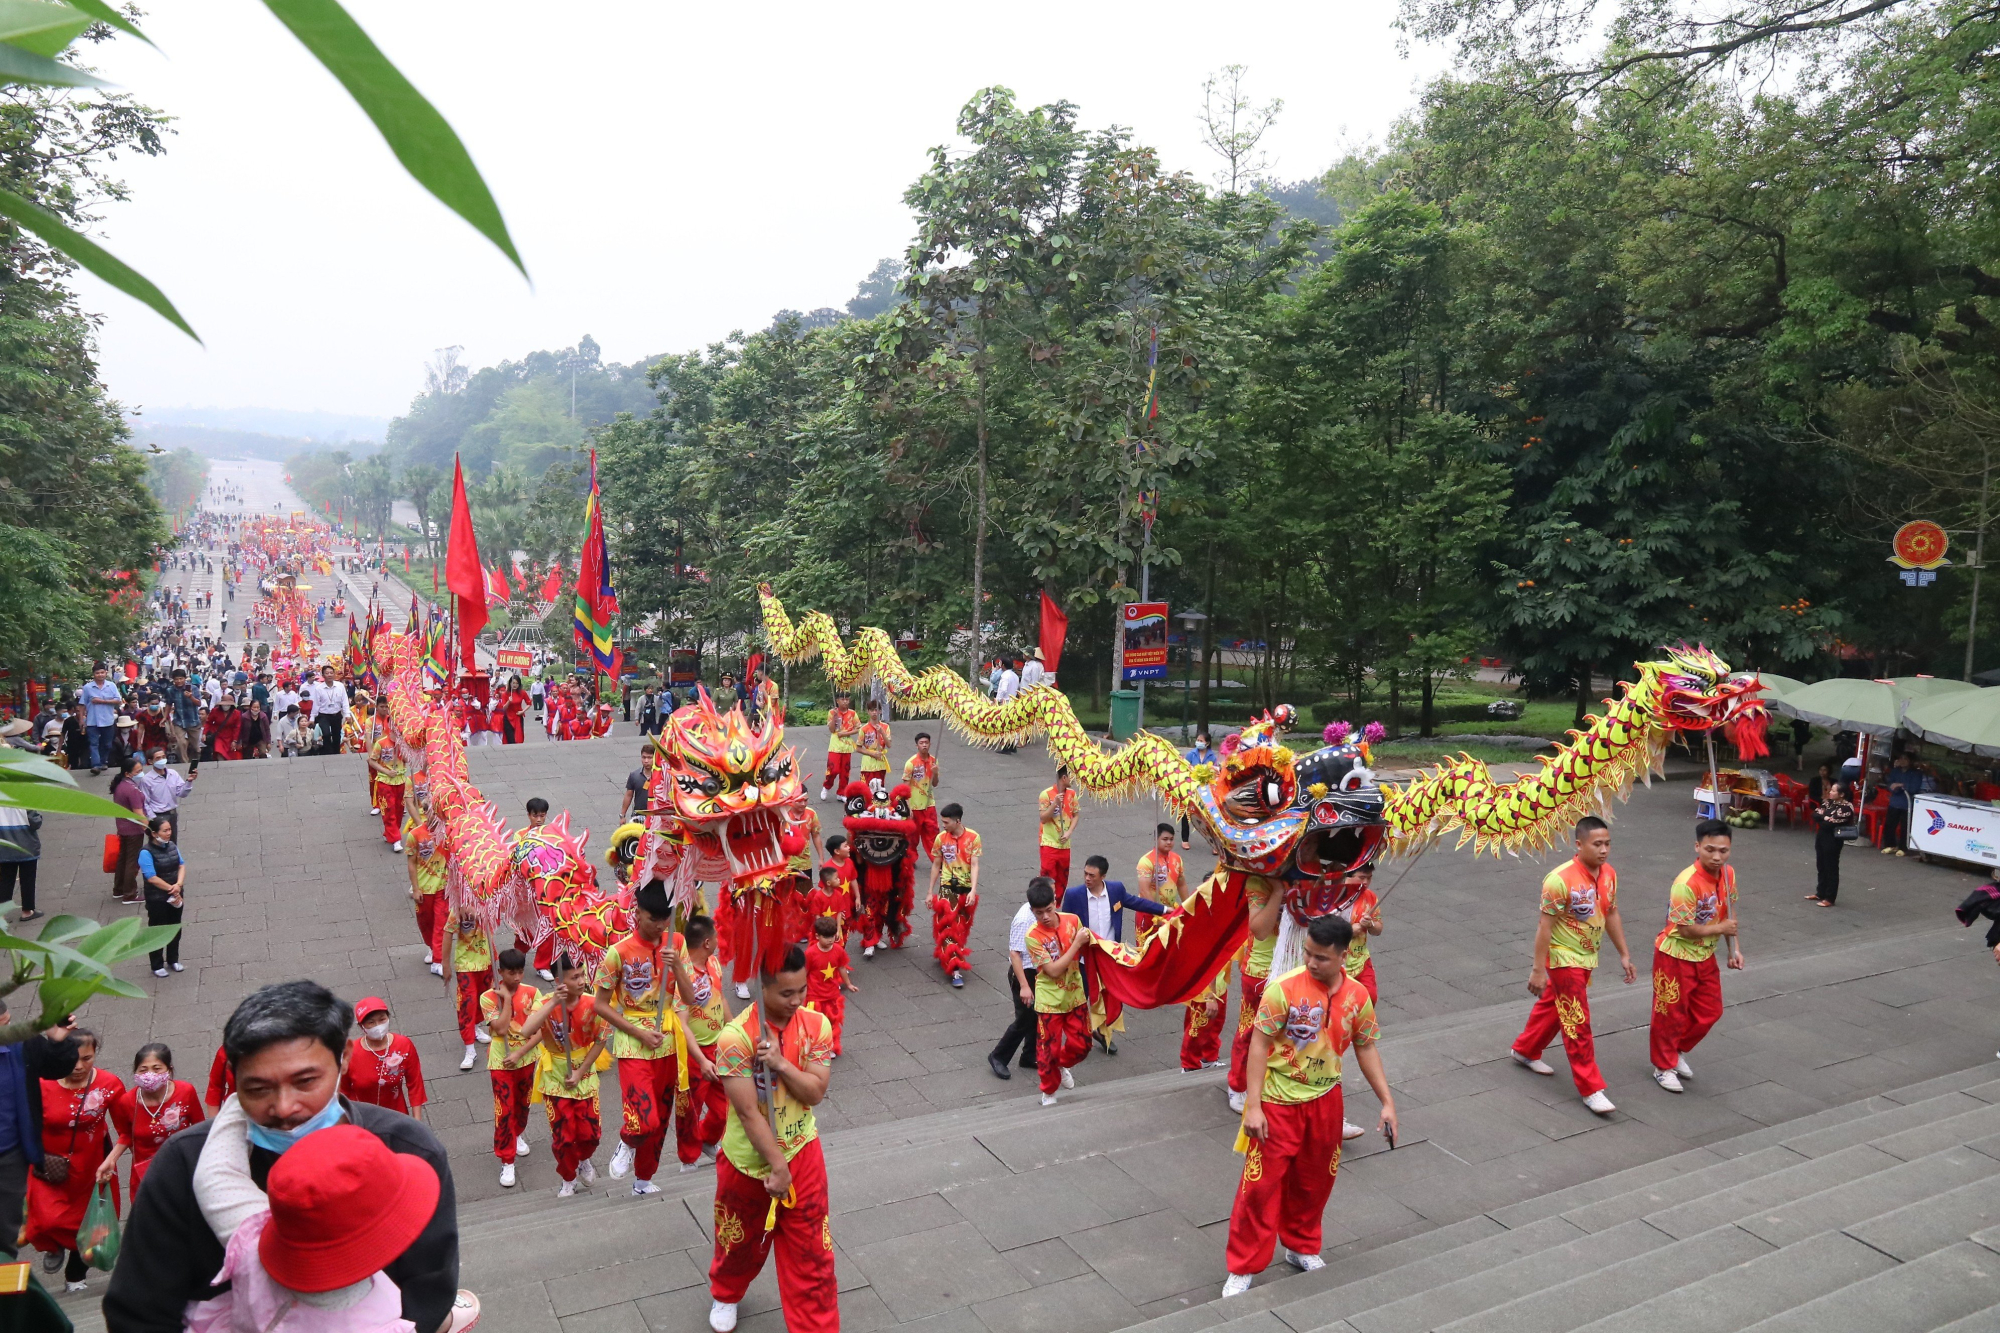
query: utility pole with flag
[{"left": 573, "top": 448, "right": 621, "bottom": 697}]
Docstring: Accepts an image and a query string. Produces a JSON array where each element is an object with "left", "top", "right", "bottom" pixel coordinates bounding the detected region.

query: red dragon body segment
[
  {"left": 511, "top": 814, "right": 633, "bottom": 972},
  {"left": 843, "top": 779, "right": 918, "bottom": 953}
]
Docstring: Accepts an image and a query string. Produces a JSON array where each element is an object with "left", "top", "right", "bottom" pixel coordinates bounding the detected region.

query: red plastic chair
[
  {"left": 1772, "top": 774, "right": 1811, "bottom": 827},
  {"left": 1860, "top": 790, "right": 1890, "bottom": 846},
  {"left": 1974, "top": 782, "right": 2000, "bottom": 803}
]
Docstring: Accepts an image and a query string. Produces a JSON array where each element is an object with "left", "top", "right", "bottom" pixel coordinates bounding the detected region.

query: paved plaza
[{"left": 30, "top": 705, "right": 2000, "bottom": 1332}]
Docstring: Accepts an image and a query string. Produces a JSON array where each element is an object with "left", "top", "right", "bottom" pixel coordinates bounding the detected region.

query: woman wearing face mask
[
  {"left": 138, "top": 815, "right": 186, "bottom": 977},
  {"left": 106, "top": 1043, "right": 203, "bottom": 1196},
  {"left": 25, "top": 1027, "right": 122, "bottom": 1292},
  {"left": 337, "top": 997, "right": 429, "bottom": 1118}
]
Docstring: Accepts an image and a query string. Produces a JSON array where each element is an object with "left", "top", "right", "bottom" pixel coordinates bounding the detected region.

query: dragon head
[
  {"left": 1639, "top": 643, "right": 1770, "bottom": 757},
  {"left": 843, "top": 779, "right": 916, "bottom": 868},
  {"left": 1190, "top": 709, "right": 1310, "bottom": 874},
  {"left": 1291, "top": 744, "right": 1388, "bottom": 879},
  {"left": 659, "top": 688, "right": 809, "bottom": 889}
]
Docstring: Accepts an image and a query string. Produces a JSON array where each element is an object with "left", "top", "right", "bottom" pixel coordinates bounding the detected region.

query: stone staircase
[{"left": 1131, "top": 1066, "right": 2000, "bottom": 1333}]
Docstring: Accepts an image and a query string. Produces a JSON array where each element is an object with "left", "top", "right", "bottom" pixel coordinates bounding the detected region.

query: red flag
[
  {"left": 540, "top": 563, "right": 562, "bottom": 603},
  {"left": 512, "top": 555, "right": 527, "bottom": 586},
  {"left": 1039, "top": 591, "right": 1069, "bottom": 675},
  {"left": 488, "top": 564, "right": 511, "bottom": 606},
  {"left": 445, "top": 456, "right": 487, "bottom": 670},
  {"left": 403, "top": 547, "right": 410, "bottom": 572}
]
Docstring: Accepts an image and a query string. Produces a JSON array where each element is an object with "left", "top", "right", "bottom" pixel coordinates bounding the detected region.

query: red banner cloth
[
  {"left": 445, "top": 456, "right": 487, "bottom": 670},
  {"left": 1082, "top": 870, "right": 1251, "bottom": 1011},
  {"left": 1039, "top": 592, "right": 1069, "bottom": 675}
]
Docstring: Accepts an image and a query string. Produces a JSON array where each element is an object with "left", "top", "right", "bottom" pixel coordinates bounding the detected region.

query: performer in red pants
[
  {"left": 1226, "top": 875, "right": 1285, "bottom": 1111},
  {"left": 1222, "top": 915, "right": 1396, "bottom": 1296},
  {"left": 591, "top": 884, "right": 693, "bottom": 1195},
  {"left": 1648, "top": 820, "right": 1741, "bottom": 1092},
  {"left": 706, "top": 944, "right": 837, "bottom": 1333},
  {"left": 927, "top": 804, "right": 981, "bottom": 986},
  {"left": 673, "top": 915, "right": 729, "bottom": 1169},
  {"left": 1511, "top": 817, "right": 1635, "bottom": 1115},
  {"left": 368, "top": 734, "right": 407, "bottom": 851},
  {"left": 478, "top": 950, "right": 540, "bottom": 1188}
]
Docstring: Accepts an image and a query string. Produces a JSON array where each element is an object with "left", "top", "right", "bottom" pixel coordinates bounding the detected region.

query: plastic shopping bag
[{"left": 78, "top": 1183, "right": 119, "bottom": 1272}]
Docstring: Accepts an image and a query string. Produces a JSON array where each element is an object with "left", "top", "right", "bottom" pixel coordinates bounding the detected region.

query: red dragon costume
[{"left": 842, "top": 779, "right": 918, "bottom": 953}]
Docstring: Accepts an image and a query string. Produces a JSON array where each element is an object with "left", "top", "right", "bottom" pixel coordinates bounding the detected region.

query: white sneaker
[
  {"left": 1584, "top": 1091, "right": 1616, "bottom": 1115},
  {"left": 1228, "top": 1090, "right": 1246, "bottom": 1113},
  {"left": 392, "top": 840, "right": 404, "bottom": 853},
  {"left": 537, "top": 968, "right": 554, "bottom": 982},
  {"left": 1512, "top": 1051, "right": 1555, "bottom": 1075},
  {"left": 370, "top": 807, "right": 381, "bottom": 815},
  {"left": 1040, "top": 1092, "right": 1058, "bottom": 1107},
  {"left": 632, "top": 1179, "right": 660, "bottom": 1196},
  {"left": 557, "top": 1179, "right": 576, "bottom": 1198},
  {"left": 429, "top": 962, "right": 444, "bottom": 977},
  {"left": 1342, "top": 1121, "right": 1365, "bottom": 1140},
  {"left": 1222, "top": 1273, "right": 1253, "bottom": 1298},
  {"left": 734, "top": 982, "right": 750, "bottom": 1000},
  {"left": 499, "top": 1162, "right": 516, "bottom": 1188},
  {"left": 1653, "top": 1067, "right": 1684, "bottom": 1093},
  {"left": 863, "top": 945, "right": 875, "bottom": 958},
  {"left": 709, "top": 1300, "right": 738, "bottom": 1332},
  {"left": 515, "top": 1136, "right": 530, "bottom": 1157},
  {"left": 459, "top": 1045, "right": 476, "bottom": 1071},
  {"left": 609, "top": 1141, "right": 634, "bottom": 1179},
  {"left": 65, "top": 1280, "right": 86, "bottom": 1294},
  {"left": 1284, "top": 1249, "right": 1325, "bottom": 1272},
  {"left": 171, "top": 962, "right": 184, "bottom": 972},
  {"left": 1675, "top": 1057, "right": 1694, "bottom": 1080},
  {"left": 474, "top": 1023, "right": 492, "bottom": 1043},
  {"left": 153, "top": 968, "right": 168, "bottom": 978},
  {"left": 1059, "top": 1066, "right": 1074, "bottom": 1090},
  {"left": 578, "top": 1158, "right": 597, "bottom": 1184},
  {"left": 681, "top": 1161, "right": 702, "bottom": 1172},
  {"left": 424, "top": 949, "right": 435, "bottom": 965}
]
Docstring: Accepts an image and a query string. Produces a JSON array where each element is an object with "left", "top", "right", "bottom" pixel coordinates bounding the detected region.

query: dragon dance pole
[{"left": 746, "top": 890, "right": 776, "bottom": 1133}]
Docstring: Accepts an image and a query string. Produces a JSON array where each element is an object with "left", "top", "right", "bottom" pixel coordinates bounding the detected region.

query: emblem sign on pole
[{"left": 1889, "top": 520, "right": 1951, "bottom": 587}]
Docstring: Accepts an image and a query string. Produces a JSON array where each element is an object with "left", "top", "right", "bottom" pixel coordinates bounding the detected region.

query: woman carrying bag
[
  {"left": 138, "top": 816, "right": 186, "bottom": 976},
  {"left": 0, "top": 803, "right": 43, "bottom": 920},
  {"left": 24, "top": 1028, "right": 122, "bottom": 1292},
  {"left": 109, "top": 757, "right": 146, "bottom": 903},
  {"left": 1809, "top": 779, "right": 1858, "bottom": 908}
]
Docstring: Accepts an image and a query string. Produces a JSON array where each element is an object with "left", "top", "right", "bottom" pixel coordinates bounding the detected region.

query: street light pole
[{"left": 1967, "top": 447, "right": 1990, "bottom": 683}]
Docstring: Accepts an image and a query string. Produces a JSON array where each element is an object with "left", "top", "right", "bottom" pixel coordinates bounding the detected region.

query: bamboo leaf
[
  {"left": 27, "top": 915, "right": 95, "bottom": 946},
  {"left": 0, "top": 35, "right": 98, "bottom": 85},
  {"left": 0, "top": 0, "right": 92, "bottom": 56},
  {"left": 0, "top": 187, "right": 197, "bottom": 338},
  {"left": 261, "top": 0, "right": 524, "bottom": 275},
  {"left": 0, "top": 780, "right": 134, "bottom": 820},
  {"left": 57, "top": 0, "right": 148, "bottom": 46},
  {"left": 0, "top": 752, "right": 86, "bottom": 785}
]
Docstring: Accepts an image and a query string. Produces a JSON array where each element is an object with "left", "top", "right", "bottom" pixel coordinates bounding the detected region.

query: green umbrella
[
  {"left": 1904, "top": 688, "right": 2000, "bottom": 757},
  {"left": 1771, "top": 677, "right": 1913, "bottom": 736},
  {"left": 1888, "top": 675, "right": 1979, "bottom": 700},
  {"left": 1730, "top": 671, "right": 1807, "bottom": 703}
]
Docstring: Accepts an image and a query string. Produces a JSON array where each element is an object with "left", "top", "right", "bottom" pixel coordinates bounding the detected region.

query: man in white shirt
[
  {"left": 308, "top": 668, "right": 348, "bottom": 755},
  {"left": 202, "top": 674, "right": 223, "bottom": 709},
  {"left": 986, "top": 882, "right": 1047, "bottom": 1081},
  {"left": 272, "top": 682, "right": 300, "bottom": 721},
  {"left": 1019, "top": 650, "right": 1047, "bottom": 692},
  {"left": 994, "top": 660, "right": 1022, "bottom": 754}
]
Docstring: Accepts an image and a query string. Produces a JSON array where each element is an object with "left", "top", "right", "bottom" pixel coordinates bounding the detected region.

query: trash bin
[{"left": 1109, "top": 689, "right": 1142, "bottom": 740}]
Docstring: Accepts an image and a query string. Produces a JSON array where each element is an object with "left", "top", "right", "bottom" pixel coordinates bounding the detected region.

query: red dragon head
[{"left": 658, "top": 687, "right": 810, "bottom": 891}]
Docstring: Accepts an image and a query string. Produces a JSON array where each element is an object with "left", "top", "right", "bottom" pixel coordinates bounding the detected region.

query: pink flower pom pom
[
  {"left": 1323, "top": 721, "right": 1353, "bottom": 745},
  {"left": 1362, "top": 721, "right": 1387, "bottom": 744}
]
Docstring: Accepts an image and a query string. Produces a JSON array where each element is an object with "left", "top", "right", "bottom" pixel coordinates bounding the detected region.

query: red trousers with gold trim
[
  {"left": 821, "top": 751, "right": 851, "bottom": 794},
  {"left": 1355, "top": 959, "right": 1378, "bottom": 1003},
  {"left": 378, "top": 781, "right": 405, "bottom": 846},
  {"left": 912, "top": 807, "right": 938, "bottom": 861},
  {"left": 1225, "top": 1087, "right": 1344, "bottom": 1274},
  {"left": 1648, "top": 949, "right": 1724, "bottom": 1071},
  {"left": 1512, "top": 965, "right": 1603, "bottom": 1096},
  {"left": 1038, "top": 847, "right": 1070, "bottom": 889},
  {"left": 1037, "top": 1007, "right": 1090, "bottom": 1095},
  {"left": 546, "top": 1091, "right": 601, "bottom": 1182},
  {"left": 454, "top": 970, "right": 487, "bottom": 1044},
  {"left": 1181, "top": 998, "right": 1223, "bottom": 1070},
  {"left": 615, "top": 1052, "right": 679, "bottom": 1182},
  {"left": 930, "top": 890, "right": 975, "bottom": 974},
  {"left": 490, "top": 1065, "right": 534, "bottom": 1161},
  {"left": 674, "top": 1042, "right": 726, "bottom": 1167},
  {"left": 1227, "top": 972, "right": 1269, "bottom": 1095},
  {"left": 709, "top": 1138, "right": 837, "bottom": 1332},
  {"left": 414, "top": 892, "right": 442, "bottom": 959}
]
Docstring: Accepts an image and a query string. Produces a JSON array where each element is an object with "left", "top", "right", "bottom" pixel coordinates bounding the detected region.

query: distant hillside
[
  {"left": 126, "top": 423, "right": 379, "bottom": 462},
  {"left": 137, "top": 405, "right": 390, "bottom": 442}
]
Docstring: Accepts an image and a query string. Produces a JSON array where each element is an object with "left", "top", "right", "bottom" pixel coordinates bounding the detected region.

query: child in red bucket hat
[{"left": 184, "top": 1124, "right": 445, "bottom": 1333}]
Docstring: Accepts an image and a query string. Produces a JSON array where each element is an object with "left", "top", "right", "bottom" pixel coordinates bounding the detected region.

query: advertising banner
[
  {"left": 496, "top": 647, "right": 534, "bottom": 672},
  {"left": 1908, "top": 794, "right": 2000, "bottom": 868},
  {"left": 1121, "top": 601, "right": 1169, "bottom": 683}
]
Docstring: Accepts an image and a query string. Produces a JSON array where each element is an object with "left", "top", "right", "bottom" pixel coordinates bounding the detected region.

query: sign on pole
[
  {"left": 1120, "top": 601, "right": 1170, "bottom": 683},
  {"left": 1889, "top": 520, "right": 1951, "bottom": 587}
]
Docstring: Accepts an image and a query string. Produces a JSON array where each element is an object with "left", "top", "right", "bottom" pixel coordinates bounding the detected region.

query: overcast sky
[{"left": 82, "top": 0, "right": 1446, "bottom": 425}]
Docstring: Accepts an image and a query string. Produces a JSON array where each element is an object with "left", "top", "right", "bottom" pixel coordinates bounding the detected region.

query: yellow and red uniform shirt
[
  {"left": 1656, "top": 863, "right": 1736, "bottom": 963},
  {"left": 1252, "top": 966, "right": 1379, "bottom": 1105},
  {"left": 479, "top": 983, "right": 541, "bottom": 1072},
  {"left": 1243, "top": 874, "right": 1281, "bottom": 979},
  {"left": 1332, "top": 886, "right": 1378, "bottom": 978},
  {"left": 859, "top": 720, "right": 891, "bottom": 772},
  {"left": 1026, "top": 911, "right": 1087, "bottom": 1014},
  {"left": 933, "top": 826, "right": 981, "bottom": 890},
  {"left": 450, "top": 921, "right": 492, "bottom": 974},
  {"left": 1038, "top": 786, "right": 1078, "bottom": 850},
  {"left": 787, "top": 806, "right": 820, "bottom": 876},
  {"left": 1136, "top": 849, "right": 1185, "bottom": 910},
  {"left": 826, "top": 708, "right": 859, "bottom": 754},
  {"left": 593, "top": 931, "right": 687, "bottom": 1060},
  {"left": 537, "top": 997, "right": 603, "bottom": 1100},
  {"left": 714, "top": 1005, "right": 834, "bottom": 1178},
  {"left": 1542, "top": 857, "right": 1615, "bottom": 970},
  {"left": 679, "top": 954, "right": 731, "bottom": 1048},
  {"left": 406, "top": 822, "right": 445, "bottom": 896},
  {"left": 903, "top": 753, "right": 938, "bottom": 810}
]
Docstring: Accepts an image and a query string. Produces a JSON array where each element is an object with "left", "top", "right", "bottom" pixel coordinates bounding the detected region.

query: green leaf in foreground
[
  {"left": 262, "top": 0, "right": 525, "bottom": 276},
  {"left": 0, "top": 780, "right": 135, "bottom": 820},
  {"left": 0, "top": 34, "right": 100, "bottom": 85},
  {"left": 0, "top": 186, "right": 197, "bottom": 338},
  {"left": 0, "top": 0, "right": 93, "bottom": 57}
]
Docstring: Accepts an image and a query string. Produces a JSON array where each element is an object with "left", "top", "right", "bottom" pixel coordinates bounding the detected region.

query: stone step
[
  {"left": 1434, "top": 1222, "right": 1773, "bottom": 1333},
  {"left": 1779, "top": 1081, "right": 2000, "bottom": 1159},
  {"left": 1569, "top": 1230, "right": 1903, "bottom": 1333},
  {"left": 1721, "top": 1145, "right": 2000, "bottom": 1249},
  {"left": 1933, "top": 1304, "right": 2000, "bottom": 1333},
  {"left": 1735, "top": 1239, "right": 2000, "bottom": 1333},
  {"left": 1641, "top": 1142, "right": 1909, "bottom": 1240},
  {"left": 1559, "top": 1144, "right": 1806, "bottom": 1234},
  {"left": 1844, "top": 1176, "right": 2000, "bottom": 1263}
]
